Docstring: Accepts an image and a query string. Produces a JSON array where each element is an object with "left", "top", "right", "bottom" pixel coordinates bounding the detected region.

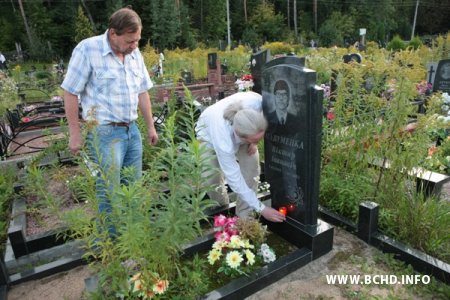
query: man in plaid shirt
[{"left": 62, "top": 7, "right": 158, "bottom": 237}]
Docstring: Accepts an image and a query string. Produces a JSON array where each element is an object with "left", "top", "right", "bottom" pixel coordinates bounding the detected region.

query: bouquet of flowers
[
  {"left": 119, "top": 259, "right": 170, "bottom": 299},
  {"left": 416, "top": 80, "right": 432, "bottom": 97},
  {"left": 207, "top": 214, "right": 276, "bottom": 277},
  {"left": 235, "top": 74, "right": 254, "bottom": 92}
]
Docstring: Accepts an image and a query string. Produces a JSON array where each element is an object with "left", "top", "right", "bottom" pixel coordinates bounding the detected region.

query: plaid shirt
[{"left": 61, "top": 30, "right": 153, "bottom": 124}]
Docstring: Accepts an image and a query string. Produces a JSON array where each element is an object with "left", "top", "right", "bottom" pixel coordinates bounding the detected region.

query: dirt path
[
  {"left": 8, "top": 228, "right": 438, "bottom": 300},
  {"left": 7, "top": 265, "right": 91, "bottom": 300}
]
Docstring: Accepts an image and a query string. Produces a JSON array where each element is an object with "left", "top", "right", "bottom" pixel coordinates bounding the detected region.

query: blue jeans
[{"left": 87, "top": 122, "right": 142, "bottom": 237}]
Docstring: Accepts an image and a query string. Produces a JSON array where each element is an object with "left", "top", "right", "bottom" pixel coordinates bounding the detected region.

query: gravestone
[
  {"left": 208, "top": 53, "right": 217, "bottom": 69},
  {"left": 262, "top": 56, "right": 323, "bottom": 226},
  {"left": 250, "top": 49, "right": 271, "bottom": 94},
  {"left": 181, "top": 70, "right": 192, "bottom": 85},
  {"left": 343, "top": 53, "right": 362, "bottom": 64},
  {"left": 432, "top": 59, "right": 450, "bottom": 93},
  {"left": 207, "top": 53, "right": 221, "bottom": 97}
]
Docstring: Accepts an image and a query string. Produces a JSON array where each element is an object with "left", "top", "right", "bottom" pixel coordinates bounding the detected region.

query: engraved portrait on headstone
[{"left": 265, "top": 80, "right": 298, "bottom": 125}]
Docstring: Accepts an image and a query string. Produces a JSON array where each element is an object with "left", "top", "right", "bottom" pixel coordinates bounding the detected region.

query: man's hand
[
  {"left": 68, "top": 132, "right": 83, "bottom": 156},
  {"left": 147, "top": 126, "right": 159, "bottom": 145},
  {"left": 261, "top": 206, "right": 286, "bottom": 222},
  {"left": 247, "top": 143, "right": 258, "bottom": 155}
]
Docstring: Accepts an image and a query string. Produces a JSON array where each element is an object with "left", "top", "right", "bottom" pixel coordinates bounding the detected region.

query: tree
[
  {"left": 203, "top": 0, "right": 227, "bottom": 45},
  {"left": 249, "top": 2, "right": 285, "bottom": 43},
  {"left": 417, "top": 0, "right": 450, "bottom": 34},
  {"left": 318, "top": 11, "right": 355, "bottom": 47},
  {"left": 80, "top": 0, "right": 96, "bottom": 33},
  {"left": 74, "top": 6, "right": 95, "bottom": 44},
  {"left": 145, "top": 0, "right": 182, "bottom": 50},
  {"left": 17, "top": 0, "right": 34, "bottom": 50}
]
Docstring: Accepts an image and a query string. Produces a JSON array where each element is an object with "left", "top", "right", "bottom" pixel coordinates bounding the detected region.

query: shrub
[
  {"left": 34, "top": 71, "right": 53, "bottom": 80},
  {"left": 407, "top": 36, "right": 423, "bottom": 50},
  {"left": 262, "top": 41, "right": 294, "bottom": 56},
  {"left": 387, "top": 35, "right": 407, "bottom": 51}
]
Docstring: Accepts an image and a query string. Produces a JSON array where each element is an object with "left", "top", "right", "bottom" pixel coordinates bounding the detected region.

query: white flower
[
  {"left": 226, "top": 251, "right": 244, "bottom": 269},
  {"left": 208, "top": 249, "right": 222, "bottom": 265},
  {"left": 235, "top": 79, "right": 254, "bottom": 91},
  {"left": 229, "top": 235, "right": 244, "bottom": 248},
  {"left": 442, "top": 93, "right": 450, "bottom": 104},
  {"left": 259, "top": 243, "right": 276, "bottom": 263},
  {"left": 244, "top": 249, "right": 255, "bottom": 265}
]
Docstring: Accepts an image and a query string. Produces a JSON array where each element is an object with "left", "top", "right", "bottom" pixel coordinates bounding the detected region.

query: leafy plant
[
  {"left": 319, "top": 46, "right": 450, "bottom": 263},
  {"left": 0, "top": 166, "right": 16, "bottom": 253},
  {"left": 62, "top": 90, "right": 217, "bottom": 298},
  {"left": 0, "top": 76, "right": 19, "bottom": 116}
]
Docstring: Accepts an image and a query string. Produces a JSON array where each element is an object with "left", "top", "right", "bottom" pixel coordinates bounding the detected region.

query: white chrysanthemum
[
  {"left": 243, "top": 239, "right": 254, "bottom": 249},
  {"left": 245, "top": 249, "right": 255, "bottom": 265},
  {"left": 208, "top": 249, "right": 222, "bottom": 265},
  {"left": 212, "top": 240, "right": 225, "bottom": 250},
  {"left": 226, "top": 251, "right": 243, "bottom": 269},
  {"left": 229, "top": 235, "right": 244, "bottom": 249}
]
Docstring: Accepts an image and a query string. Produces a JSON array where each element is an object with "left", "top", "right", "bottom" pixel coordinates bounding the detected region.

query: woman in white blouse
[{"left": 196, "top": 91, "right": 286, "bottom": 223}]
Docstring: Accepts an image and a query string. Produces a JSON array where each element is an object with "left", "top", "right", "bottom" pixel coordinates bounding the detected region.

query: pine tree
[{"left": 74, "top": 6, "right": 95, "bottom": 44}]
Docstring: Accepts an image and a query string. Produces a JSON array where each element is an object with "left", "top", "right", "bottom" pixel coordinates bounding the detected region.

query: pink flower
[
  {"left": 416, "top": 80, "right": 432, "bottom": 96},
  {"left": 214, "top": 214, "right": 227, "bottom": 227},
  {"left": 326, "top": 111, "right": 335, "bottom": 121},
  {"left": 226, "top": 216, "right": 238, "bottom": 227},
  {"left": 214, "top": 231, "right": 223, "bottom": 241},
  {"left": 226, "top": 229, "right": 239, "bottom": 236},
  {"left": 215, "top": 231, "right": 231, "bottom": 242}
]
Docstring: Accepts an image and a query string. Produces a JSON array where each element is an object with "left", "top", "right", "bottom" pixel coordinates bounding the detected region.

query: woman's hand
[
  {"left": 261, "top": 207, "right": 286, "bottom": 222},
  {"left": 247, "top": 143, "right": 258, "bottom": 155}
]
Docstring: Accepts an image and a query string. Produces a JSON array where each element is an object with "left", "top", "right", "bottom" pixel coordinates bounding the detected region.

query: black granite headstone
[
  {"left": 432, "top": 59, "right": 450, "bottom": 93},
  {"left": 250, "top": 49, "right": 271, "bottom": 94},
  {"left": 181, "top": 71, "right": 192, "bottom": 84},
  {"left": 343, "top": 53, "right": 362, "bottom": 64},
  {"left": 208, "top": 53, "right": 217, "bottom": 69},
  {"left": 262, "top": 57, "right": 323, "bottom": 226}
]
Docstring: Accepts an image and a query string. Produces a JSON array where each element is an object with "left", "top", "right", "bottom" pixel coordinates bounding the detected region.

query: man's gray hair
[
  {"left": 223, "top": 102, "right": 267, "bottom": 137},
  {"left": 109, "top": 7, "right": 142, "bottom": 35}
]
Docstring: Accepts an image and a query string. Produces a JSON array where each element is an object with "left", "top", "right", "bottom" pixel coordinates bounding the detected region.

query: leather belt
[{"left": 108, "top": 122, "right": 132, "bottom": 127}]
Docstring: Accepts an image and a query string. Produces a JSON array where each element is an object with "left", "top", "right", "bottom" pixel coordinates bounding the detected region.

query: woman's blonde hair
[{"left": 223, "top": 102, "right": 267, "bottom": 137}]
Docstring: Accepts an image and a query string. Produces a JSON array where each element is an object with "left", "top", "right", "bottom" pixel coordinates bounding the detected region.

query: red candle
[{"left": 278, "top": 207, "right": 287, "bottom": 216}]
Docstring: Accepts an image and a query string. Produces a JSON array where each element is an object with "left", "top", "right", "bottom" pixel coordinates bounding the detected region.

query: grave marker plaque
[
  {"left": 262, "top": 57, "right": 323, "bottom": 226},
  {"left": 432, "top": 59, "right": 450, "bottom": 93}
]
